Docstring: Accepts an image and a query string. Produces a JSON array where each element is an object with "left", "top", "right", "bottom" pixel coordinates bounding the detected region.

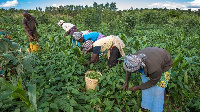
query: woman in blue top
[{"left": 73, "top": 32, "right": 105, "bottom": 43}]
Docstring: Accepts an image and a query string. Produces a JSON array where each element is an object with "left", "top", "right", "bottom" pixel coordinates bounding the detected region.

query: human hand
[
  {"left": 129, "top": 86, "right": 140, "bottom": 92},
  {"left": 29, "top": 36, "right": 33, "bottom": 40},
  {"left": 81, "top": 49, "right": 84, "bottom": 53},
  {"left": 123, "top": 82, "right": 128, "bottom": 90}
]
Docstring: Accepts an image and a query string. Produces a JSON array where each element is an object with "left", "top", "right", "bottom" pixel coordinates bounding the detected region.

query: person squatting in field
[
  {"left": 81, "top": 35, "right": 125, "bottom": 68},
  {"left": 22, "top": 10, "right": 39, "bottom": 42},
  {"left": 123, "top": 47, "right": 173, "bottom": 112},
  {"left": 57, "top": 20, "right": 81, "bottom": 46}
]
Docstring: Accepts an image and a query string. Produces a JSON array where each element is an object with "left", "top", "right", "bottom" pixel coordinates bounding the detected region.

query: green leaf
[
  {"left": 28, "top": 84, "right": 37, "bottom": 110},
  {"left": 126, "top": 38, "right": 133, "bottom": 43},
  {"left": 114, "top": 107, "right": 121, "bottom": 112},
  {"left": 3, "top": 16, "right": 11, "bottom": 23},
  {"left": 172, "top": 50, "right": 183, "bottom": 71},
  {"left": 181, "top": 59, "right": 187, "bottom": 69},
  {"left": 3, "top": 53, "right": 17, "bottom": 64},
  {"left": 10, "top": 42, "right": 19, "bottom": 50},
  {"left": 0, "top": 17, "right": 5, "bottom": 23},
  {"left": 45, "top": 42, "right": 50, "bottom": 52},
  {"left": 2, "top": 37, "right": 12, "bottom": 45},
  {"left": 0, "top": 41, "right": 9, "bottom": 53},
  {"left": 17, "top": 76, "right": 23, "bottom": 89},
  {"left": 184, "top": 72, "right": 188, "bottom": 84},
  {"left": 178, "top": 76, "right": 183, "bottom": 82},
  {"left": 70, "top": 98, "right": 78, "bottom": 106},
  {"left": 11, "top": 88, "right": 31, "bottom": 107},
  {"left": 133, "top": 105, "right": 139, "bottom": 111},
  {"left": 168, "top": 83, "right": 176, "bottom": 89},
  {"left": 0, "top": 91, "right": 12, "bottom": 100},
  {"left": 43, "top": 107, "right": 49, "bottom": 112},
  {"left": 71, "top": 89, "right": 79, "bottom": 95},
  {"left": 21, "top": 59, "right": 33, "bottom": 73},
  {"left": 126, "top": 91, "right": 132, "bottom": 95},
  {"left": 14, "top": 108, "right": 20, "bottom": 112},
  {"left": 39, "top": 102, "right": 49, "bottom": 108},
  {"left": 16, "top": 64, "right": 23, "bottom": 74},
  {"left": 90, "top": 99, "right": 97, "bottom": 105},
  {"left": 50, "top": 103, "right": 58, "bottom": 109},
  {"left": 0, "top": 77, "right": 17, "bottom": 91}
]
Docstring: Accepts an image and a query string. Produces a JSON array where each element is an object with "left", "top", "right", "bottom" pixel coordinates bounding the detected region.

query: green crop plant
[
  {"left": 0, "top": 5, "right": 199, "bottom": 111},
  {"left": 86, "top": 71, "right": 101, "bottom": 79}
]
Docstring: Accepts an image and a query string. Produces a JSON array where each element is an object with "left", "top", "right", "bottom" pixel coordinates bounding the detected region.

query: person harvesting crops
[
  {"left": 22, "top": 10, "right": 39, "bottom": 42},
  {"left": 123, "top": 47, "right": 173, "bottom": 112},
  {"left": 57, "top": 20, "right": 78, "bottom": 37},
  {"left": 73, "top": 31, "right": 105, "bottom": 43},
  {"left": 82, "top": 35, "right": 125, "bottom": 68},
  {"left": 57, "top": 20, "right": 81, "bottom": 46}
]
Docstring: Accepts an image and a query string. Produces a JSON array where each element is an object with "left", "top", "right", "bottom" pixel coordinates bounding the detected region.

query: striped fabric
[
  {"left": 123, "top": 54, "right": 147, "bottom": 73},
  {"left": 73, "top": 32, "right": 83, "bottom": 41}
]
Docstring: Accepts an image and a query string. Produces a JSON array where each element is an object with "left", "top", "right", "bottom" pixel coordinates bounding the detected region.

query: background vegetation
[{"left": 0, "top": 2, "right": 199, "bottom": 112}]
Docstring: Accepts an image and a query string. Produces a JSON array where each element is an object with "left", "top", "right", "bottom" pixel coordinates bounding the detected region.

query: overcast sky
[{"left": 0, "top": 0, "right": 200, "bottom": 11}]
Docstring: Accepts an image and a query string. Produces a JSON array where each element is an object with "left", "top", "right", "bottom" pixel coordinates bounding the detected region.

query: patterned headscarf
[
  {"left": 123, "top": 53, "right": 147, "bottom": 73},
  {"left": 82, "top": 40, "right": 93, "bottom": 51},
  {"left": 73, "top": 32, "right": 83, "bottom": 41}
]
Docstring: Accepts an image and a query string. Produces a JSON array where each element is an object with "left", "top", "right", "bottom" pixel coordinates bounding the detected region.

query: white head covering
[{"left": 57, "top": 20, "right": 64, "bottom": 26}]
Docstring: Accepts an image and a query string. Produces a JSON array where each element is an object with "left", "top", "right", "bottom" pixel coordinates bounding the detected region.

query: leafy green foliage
[
  {"left": 86, "top": 71, "right": 101, "bottom": 79},
  {"left": 0, "top": 77, "right": 37, "bottom": 111},
  {"left": 0, "top": 5, "right": 199, "bottom": 111}
]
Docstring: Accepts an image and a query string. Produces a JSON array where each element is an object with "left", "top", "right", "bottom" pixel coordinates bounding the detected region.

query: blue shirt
[{"left": 83, "top": 32, "right": 99, "bottom": 42}]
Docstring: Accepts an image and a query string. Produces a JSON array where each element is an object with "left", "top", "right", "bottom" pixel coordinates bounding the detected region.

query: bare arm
[
  {"left": 84, "top": 53, "right": 99, "bottom": 65},
  {"left": 123, "top": 71, "right": 131, "bottom": 90},
  {"left": 125, "top": 71, "right": 131, "bottom": 83},
  {"left": 64, "top": 31, "right": 70, "bottom": 36},
  {"left": 138, "top": 69, "right": 162, "bottom": 90}
]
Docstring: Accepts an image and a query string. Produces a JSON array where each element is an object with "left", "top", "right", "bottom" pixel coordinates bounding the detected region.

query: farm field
[{"left": 0, "top": 3, "right": 200, "bottom": 112}]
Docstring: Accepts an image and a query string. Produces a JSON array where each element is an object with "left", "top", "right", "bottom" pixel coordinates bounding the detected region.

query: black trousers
[{"left": 108, "top": 46, "right": 123, "bottom": 68}]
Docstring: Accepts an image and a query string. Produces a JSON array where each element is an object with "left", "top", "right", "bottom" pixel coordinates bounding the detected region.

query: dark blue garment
[
  {"left": 138, "top": 69, "right": 145, "bottom": 75},
  {"left": 93, "top": 46, "right": 101, "bottom": 54}
]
